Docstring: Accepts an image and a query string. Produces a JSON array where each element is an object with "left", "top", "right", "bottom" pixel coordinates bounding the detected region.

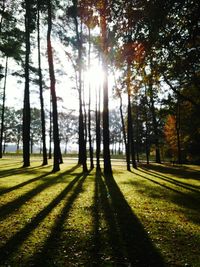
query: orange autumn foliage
[{"left": 164, "top": 115, "right": 178, "bottom": 157}]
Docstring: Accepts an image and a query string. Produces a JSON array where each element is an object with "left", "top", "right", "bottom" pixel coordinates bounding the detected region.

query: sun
[
  {"left": 84, "top": 64, "right": 105, "bottom": 88},
  {"left": 83, "top": 64, "right": 105, "bottom": 108}
]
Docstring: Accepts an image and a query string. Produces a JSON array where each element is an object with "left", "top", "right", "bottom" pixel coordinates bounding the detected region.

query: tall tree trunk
[
  {"left": 37, "top": 1, "right": 47, "bottom": 166},
  {"left": 88, "top": 27, "right": 94, "bottom": 170},
  {"left": 176, "top": 97, "right": 182, "bottom": 164},
  {"left": 148, "top": 79, "right": 161, "bottom": 163},
  {"left": 49, "top": 96, "right": 52, "bottom": 159},
  {"left": 96, "top": 83, "right": 101, "bottom": 170},
  {"left": 127, "top": 63, "right": 137, "bottom": 169},
  {"left": 100, "top": 1, "right": 112, "bottom": 175},
  {"left": 47, "top": 0, "right": 61, "bottom": 172},
  {"left": 119, "top": 92, "right": 130, "bottom": 171},
  {"left": 0, "top": 56, "right": 8, "bottom": 158},
  {"left": 135, "top": 102, "right": 140, "bottom": 162},
  {"left": 73, "top": 2, "right": 87, "bottom": 172},
  {"left": 23, "top": 0, "right": 31, "bottom": 167},
  {"left": 144, "top": 84, "right": 150, "bottom": 164}
]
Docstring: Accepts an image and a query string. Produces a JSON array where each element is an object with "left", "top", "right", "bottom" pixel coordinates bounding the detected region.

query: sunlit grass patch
[{"left": 0, "top": 159, "right": 199, "bottom": 266}]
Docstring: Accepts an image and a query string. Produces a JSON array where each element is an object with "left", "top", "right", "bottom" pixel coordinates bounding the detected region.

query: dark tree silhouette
[
  {"left": 99, "top": 0, "right": 112, "bottom": 175},
  {"left": 47, "top": 0, "right": 62, "bottom": 172},
  {"left": 0, "top": 57, "right": 8, "bottom": 158},
  {"left": 23, "top": 0, "right": 31, "bottom": 167},
  {"left": 37, "top": 0, "right": 48, "bottom": 165}
]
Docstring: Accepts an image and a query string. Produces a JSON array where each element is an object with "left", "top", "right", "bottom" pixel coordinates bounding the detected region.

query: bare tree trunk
[
  {"left": 135, "top": 102, "right": 140, "bottom": 162},
  {"left": 119, "top": 92, "right": 130, "bottom": 170},
  {"left": 23, "top": 0, "right": 31, "bottom": 167},
  {"left": 0, "top": 56, "right": 8, "bottom": 158},
  {"left": 100, "top": 1, "right": 112, "bottom": 175},
  {"left": 37, "top": 1, "right": 47, "bottom": 165},
  {"left": 96, "top": 83, "right": 101, "bottom": 170},
  {"left": 127, "top": 63, "right": 137, "bottom": 169},
  {"left": 47, "top": 0, "right": 61, "bottom": 172},
  {"left": 72, "top": 6, "right": 87, "bottom": 172},
  {"left": 148, "top": 80, "right": 161, "bottom": 163},
  {"left": 176, "top": 97, "right": 182, "bottom": 164},
  {"left": 49, "top": 96, "right": 52, "bottom": 159},
  {"left": 88, "top": 27, "right": 94, "bottom": 170}
]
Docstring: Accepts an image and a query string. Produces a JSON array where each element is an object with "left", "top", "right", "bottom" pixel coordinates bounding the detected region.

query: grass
[{"left": 0, "top": 158, "right": 199, "bottom": 267}]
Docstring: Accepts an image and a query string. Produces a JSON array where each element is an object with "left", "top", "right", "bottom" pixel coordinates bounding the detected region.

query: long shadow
[
  {"left": 0, "top": 161, "right": 22, "bottom": 168},
  {"left": 90, "top": 170, "right": 101, "bottom": 266},
  {"left": 31, "top": 172, "right": 89, "bottom": 267},
  {"left": 136, "top": 172, "right": 200, "bottom": 203},
  {"left": 102, "top": 172, "right": 165, "bottom": 267},
  {"left": 0, "top": 165, "right": 80, "bottom": 221},
  {"left": 141, "top": 164, "right": 200, "bottom": 181},
  {"left": 0, "top": 164, "right": 78, "bottom": 196},
  {"left": 0, "top": 164, "right": 50, "bottom": 179},
  {"left": 0, "top": 169, "right": 83, "bottom": 264},
  {"left": 131, "top": 172, "right": 200, "bottom": 224},
  {"left": 140, "top": 166, "right": 200, "bottom": 192}
]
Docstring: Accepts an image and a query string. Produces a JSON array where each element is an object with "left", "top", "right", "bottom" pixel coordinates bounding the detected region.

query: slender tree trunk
[
  {"left": 100, "top": 1, "right": 112, "bottom": 175},
  {"left": 73, "top": 4, "right": 87, "bottom": 172},
  {"left": 47, "top": 0, "right": 61, "bottom": 172},
  {"left": 37, "top": 2, "right": 47, "bottom": 166},
  {"left": 148, "top": 80, "right": 161, "bottom": 163},
  {"left": 176, "top": 98, "right": 181, "bottom": 164},
  {"left": 49, "top": 96, "right": 52, "bottom": 159},
  {"left": 96, "top": 83, "right": 101, "bottom": 170},
  {"left": 0, "top": 56, "right": 8, "bottom": 158},
  {"left": 23, "top": 0, "right": 31, "bottom": 167},
  {"left": 119, "top": 92, "right": 130, "bottom": 170},
  {"left": 135, "top": 102, "right": 140, "bottom": 162},
  {"left": 88, "top": 27, "right": 94, "bottom": 169},
  {"left": 127, "top": 63, "right": 137, "bottom": 169}
]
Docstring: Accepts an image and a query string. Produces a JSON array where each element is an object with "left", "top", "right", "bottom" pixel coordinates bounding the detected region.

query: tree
[
  {"left": 37, "top": 0, "right": 48, "bottom": 165},
  {"left": 99, "top": 0, "right": 112, "bottom": 175},
  {"left": 67, "top": 0, "right": 88, "bottom": 172},
  {"left": 0, "top": 57, "right": 8, "bottom": 158},
  {"left": 47, "top": 0, "right": 62, "bottom": 172},
  {"left": 22, "top": 0, "right": 31, "bottom": 167}
]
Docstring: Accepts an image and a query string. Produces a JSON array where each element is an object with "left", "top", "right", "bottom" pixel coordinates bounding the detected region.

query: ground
[{"left": 0, "top": 157, "right": 199, "bottom": 266}]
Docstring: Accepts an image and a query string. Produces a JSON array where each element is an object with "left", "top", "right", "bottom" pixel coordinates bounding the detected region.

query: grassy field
[{"left": 0, "top": 158, "right": 199, "bottom": 267}]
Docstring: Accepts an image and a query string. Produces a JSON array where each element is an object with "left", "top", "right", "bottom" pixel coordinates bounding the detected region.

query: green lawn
[{"left": 0, "top": 158, "right": 199, "bottom": 266}]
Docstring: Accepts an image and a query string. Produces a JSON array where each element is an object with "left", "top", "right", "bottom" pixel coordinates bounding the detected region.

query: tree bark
[
  {"left": 95, "top": 83, "right": 101, "bottom": 170},
  {"left": 176, "top": 98, "right": 182, "bottom": 164},
  {"left": 119, "top": 91, "right": 130, "bottom": 171},
  {"left": 100, "top": 1, "right": 112, "bottom": 175},
  {"left": 49, "top": 96, "right": 52, "bottom": 159},
  {"left": 148, "top": 79, "right": 161, "bottom": 163},
  {"left": 23, "top": 0, "right": 31, "bottom": 167},
  {"left": 47, "top": 0, "right": 61, "bottom": 172},
  {"left": 0, "top": 56, "right": 8, "bottom": 158},
  {"left": 73, "top": 2, "right": 88, "bottom": 172},
  {"left": 37, "top": 1, "right": 48, "bottom": 166},
  {"left": 127, "top": 63, "right": 137, "bottom": 169},
  {"left": 88, "top": 27, "right": 94, "bottom": 170}
]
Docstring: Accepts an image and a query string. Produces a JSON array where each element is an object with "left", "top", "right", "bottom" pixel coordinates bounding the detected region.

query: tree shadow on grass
[
  {"left": 128, "top": 172, "right": 200, "bottom": 225},
  {"left": 92, "top": 170, "right": 165, "bottom": 267},
  {"left": 31, "top": 171, "right": 89, "bottom": 267},
  {"left": 0, "top": 165, "right": 79, "bottom": 221},
  {"left": 0, "top": 166, "right": 84, "bottom": 265},
  {"left": 139, "top": 166, "right": 200, "bottom": 192},
  {"left": 0, "top": 164, "right": 51, "bottom": 179},
  {"left": 0, "top": 165, "right": 78, "bottom": 196},
  {"left": 140, "top": 163, "right": 200, "bottom": 181}
]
